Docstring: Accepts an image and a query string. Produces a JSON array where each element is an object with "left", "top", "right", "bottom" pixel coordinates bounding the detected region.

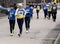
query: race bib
[
  {"left": 10, "top": 12, "right": 14, "bottom": 17},
  {"left": 53, "top": 7, "right": 56, "bottom": 10},
  {"left": 48, "top": 8, "right": 51, "bottom": 12},
  {"left": 26, "top": 9, "right": 30, "bottom": 13},
  {"left": 17, "top": 14, "right": 24, "bottom": 19},
  {"left": 44, "top": 7, "right": 47, "bottom": 10}
]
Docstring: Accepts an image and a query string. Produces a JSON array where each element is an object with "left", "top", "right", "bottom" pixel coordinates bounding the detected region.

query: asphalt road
[{"left": 0, "top": 9, "right": 60, "bottom": 44}]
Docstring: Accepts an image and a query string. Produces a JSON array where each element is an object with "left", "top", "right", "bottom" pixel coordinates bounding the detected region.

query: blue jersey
[
  {"left": 8, "top": 9, "right": 15, "bottom": 20},
  {"left": 25, "top": 7, "right": 33, "bottom": 17},
  {"left": 43, "top": 5, "right": 47, "bottom": 10}
]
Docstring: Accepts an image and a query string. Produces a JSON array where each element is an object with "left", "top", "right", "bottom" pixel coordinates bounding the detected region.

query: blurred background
[
  {"left": 0, "top": 0, "right": 60, "bottom": 7},
  {"left": 0, "top": 0, "right": 60, "bottom": 16}
]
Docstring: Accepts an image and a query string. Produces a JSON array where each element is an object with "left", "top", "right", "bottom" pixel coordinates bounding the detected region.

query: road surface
[{"left": 0, "top": 9, "right": 60, "bottom": 44}]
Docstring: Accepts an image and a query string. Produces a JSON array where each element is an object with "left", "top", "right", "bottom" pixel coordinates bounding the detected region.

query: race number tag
[
  {"left": 10, "top": 12, "right": 14, "bottom": 17},
  {"left": 53, "top": 7, "right": 56, "bottom": 10}
]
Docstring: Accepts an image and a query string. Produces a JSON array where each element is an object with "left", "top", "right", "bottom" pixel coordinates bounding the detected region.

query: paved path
[{"left": 0, "top": 9, "right": 60, "bottom": 44}]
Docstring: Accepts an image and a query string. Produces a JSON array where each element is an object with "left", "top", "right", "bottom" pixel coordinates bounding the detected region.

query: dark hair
[
  {"left": 10, "top": 5, "right": 14, "bottom": 7},
  {"left": 54, "top": 3, "right": 56, "bottom": 4}
]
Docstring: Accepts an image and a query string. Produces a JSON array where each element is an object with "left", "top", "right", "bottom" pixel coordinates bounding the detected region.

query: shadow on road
[{"left": 42, "top": 24, "right": 60, "bottom": 44}]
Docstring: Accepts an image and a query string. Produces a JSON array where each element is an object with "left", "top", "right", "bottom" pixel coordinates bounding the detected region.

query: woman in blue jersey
[
  {"left": 8, "top": 5, "right": 15, "bottom": 36},
  {"left": 43, "top": 3, "right": 48, "bottom": 19},
  {"left": 25, "top": 5, "right": 33, "bottom": 33},
  {"left": 15, "top": 3, "right": 25, "bottom": 37}
]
